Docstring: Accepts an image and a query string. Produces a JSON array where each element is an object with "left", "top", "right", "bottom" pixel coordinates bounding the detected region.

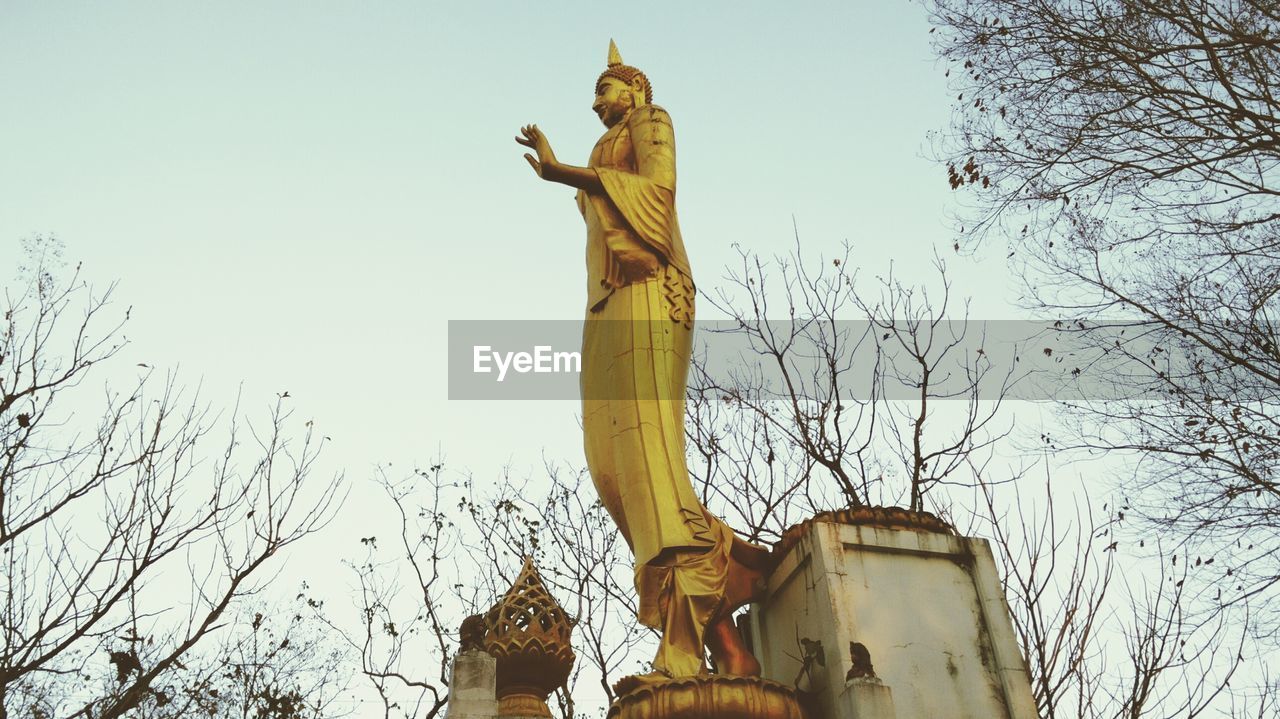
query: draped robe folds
[{"left": 576, "top": 104, "right": 734, "bottom": 677}]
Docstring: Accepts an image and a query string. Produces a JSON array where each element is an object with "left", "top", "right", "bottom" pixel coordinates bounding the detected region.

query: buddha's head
[{"left": 593, "top": 40, "right": 651, "bottom": 128}]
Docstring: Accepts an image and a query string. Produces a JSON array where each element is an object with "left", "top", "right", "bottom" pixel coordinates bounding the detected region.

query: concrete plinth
[
  {"left": 446, "top": 650, "right": 499, "bottom": 719},
  {"left": 838, "top": 678, "right": 896, "bottom": 719},
  {"left": 746, "top": 517, "right": 1037, "bottom": 719}
]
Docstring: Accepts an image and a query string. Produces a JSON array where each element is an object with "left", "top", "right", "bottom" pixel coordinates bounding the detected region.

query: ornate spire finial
[
  {"left": 482, "top": 557, "right": 575, "bottom": 719},
  {"left": 608, "top": 38, "right": 623, "bottom": 67}
]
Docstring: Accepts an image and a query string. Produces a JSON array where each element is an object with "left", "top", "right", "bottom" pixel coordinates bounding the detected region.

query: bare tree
[
  {"left": 963, "top": 463, "right": 1248, "bottom": 719},
  {"left": 687, "top": 240, "right": 1016, "bottom": 532},
  {"left": 926, "top": 0, "right": 1280, "bottom": 634},
  {"left": 320, "top": 464, "right": 463, "bottom": 719},
  {"left": 115, "top": 599, "right": 351, "bottom": 719},
  {"left": 0, "top": 239, "right": 345, "bottom": 718}
]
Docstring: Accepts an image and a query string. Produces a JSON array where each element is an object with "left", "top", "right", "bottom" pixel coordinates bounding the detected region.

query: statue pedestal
[
  {"left": 607, "top": 676, "right": 805, "bottom": 719},
  {"left": 837, "top": 677, "right": 896, "bottom": 719},
  {"left": 745, "top": 512, "right": 1038, "bottom": 719},
  {"left": 445, "top": 650, "right": 500, "bottom": 719}
]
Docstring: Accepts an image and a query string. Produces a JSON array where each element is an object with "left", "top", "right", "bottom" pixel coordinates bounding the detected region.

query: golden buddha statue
[{"left": 515, "top": 40, "right": 770, "bottom": 685}]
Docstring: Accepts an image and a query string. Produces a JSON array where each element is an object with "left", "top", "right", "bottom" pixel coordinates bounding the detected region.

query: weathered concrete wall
[{"left": 746, "top": 521, "right": 1037, "bottom": 719}]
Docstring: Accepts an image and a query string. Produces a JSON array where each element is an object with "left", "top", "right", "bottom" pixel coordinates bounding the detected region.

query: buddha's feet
[
  {"left": 706, "top": 614, "right": 762, "bottom": 677},
  {"left": 613, "top": 671, "right": 676, "bottom": 697},
  {"left": 607, "top": 675, "right": 805, "bottom": 719}
]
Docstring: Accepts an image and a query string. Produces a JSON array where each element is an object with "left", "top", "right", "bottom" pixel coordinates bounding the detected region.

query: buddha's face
[{"left": 592, "top": 76, "right": 636, "bottom": 128}]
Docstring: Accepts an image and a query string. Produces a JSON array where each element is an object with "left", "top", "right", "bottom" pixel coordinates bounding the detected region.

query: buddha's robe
[{"left": 576, "top": 104, "right": 733, "bottom": 677}]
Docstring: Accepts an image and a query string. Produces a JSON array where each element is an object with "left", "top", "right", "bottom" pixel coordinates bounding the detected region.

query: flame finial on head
[{"left": 597, "top": 38, "right": 653, "bottom": 105}]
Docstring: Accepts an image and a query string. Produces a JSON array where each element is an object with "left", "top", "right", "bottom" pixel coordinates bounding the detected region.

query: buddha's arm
[
  {"left": 516, "top": 123, "right": 604, "bottom": 193},
  {"left": 540, "top": 162, "right": 604, "bottom": 193}
]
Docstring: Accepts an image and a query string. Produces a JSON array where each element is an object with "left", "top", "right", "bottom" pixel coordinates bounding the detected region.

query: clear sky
[{"left": 0, "top": 0, "right": 1020, "bottom": 708}]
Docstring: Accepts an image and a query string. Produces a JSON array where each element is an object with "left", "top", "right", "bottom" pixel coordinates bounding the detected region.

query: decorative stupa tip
[{"left": 482, "top": 557, "right": 576, "bottom": 718}]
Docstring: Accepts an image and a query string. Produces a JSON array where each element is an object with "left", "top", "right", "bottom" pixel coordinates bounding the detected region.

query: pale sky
[{"left": 0, "top": 0, "right": 1022, "bottom": 711}]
